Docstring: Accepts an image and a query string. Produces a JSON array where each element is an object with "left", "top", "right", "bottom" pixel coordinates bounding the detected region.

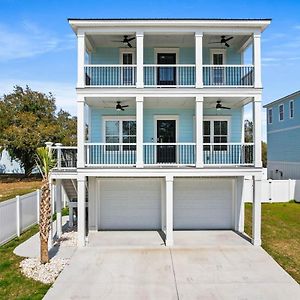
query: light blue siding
[{"left": 266, "top": 96, "right": 300, "bottom": 163}]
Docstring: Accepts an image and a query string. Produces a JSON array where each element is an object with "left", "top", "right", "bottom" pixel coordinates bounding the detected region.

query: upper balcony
[{"left": 77, "top": 31, "right": 262, "bottom": 89}]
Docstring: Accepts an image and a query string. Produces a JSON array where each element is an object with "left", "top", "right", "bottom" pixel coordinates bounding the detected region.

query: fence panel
[
  {"left": 0, "top": 198, "right": 17, "bottom": 245},
  {"left": 0, "top": 190, "right": 39, "bottom": 246}
]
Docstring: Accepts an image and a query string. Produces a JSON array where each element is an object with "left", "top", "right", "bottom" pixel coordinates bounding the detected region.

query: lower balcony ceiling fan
[
  {"left": 112, "top": 35, "right": 136, "bottom": 48},
  {"left": 116, "top": 101, "right": 129, "bottom": 111},
  {"left": 208, "top": 35, "right": 234, "bottom": 47},
  {"left": 216, "top": 100, "right": 231, "bottom": 110}
]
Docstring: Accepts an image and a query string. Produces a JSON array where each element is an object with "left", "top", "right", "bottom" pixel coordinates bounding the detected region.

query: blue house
[
  {"left": 49, "top": 18, "right": 270, "bottom": 248},
  {"left": 264, "top": 90, "right": 300, "bottom": 179}
]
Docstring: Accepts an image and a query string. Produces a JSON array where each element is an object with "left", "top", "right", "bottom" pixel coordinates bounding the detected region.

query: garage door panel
[
  {"left": 99, "top": 178, "right": 161, "bottom": 230},
  {"left": 174, "top": 178, "right": 233, "bottom": 229}
]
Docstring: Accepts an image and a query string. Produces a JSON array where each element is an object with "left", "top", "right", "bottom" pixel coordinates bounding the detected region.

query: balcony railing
[
  {"left": 144, "top": 65, "right": 196, "bottom": 87},
  {"left": 85, "top": 65, "right": 136, "bottom": 87},
  {"left": 203, "top": 143, "right": 254, "bottom": 165},
  {"left": 83, "top": 64, "right": 254, "bottom": 87},
  {"left": 52, "top": 143, "right": 254, "bottom": 169},
  {"left": 203, "top": 65, "right": 254, "bottom": 86}
]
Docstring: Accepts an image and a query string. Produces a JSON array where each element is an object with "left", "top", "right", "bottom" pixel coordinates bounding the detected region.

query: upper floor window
[
  {"left": 279, "top": 104, "right": 284, "bottom": 121},
  {"left": 268, "top": 108, "right": 273, "bottom": 124},
  {"left": 289, "top": 100, "right": 294, "bottom": 119},
  {"left": 203, "top": 119, "right": 228, "bottom": 151}
]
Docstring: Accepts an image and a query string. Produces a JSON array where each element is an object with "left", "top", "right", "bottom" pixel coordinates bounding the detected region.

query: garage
[
  {"left": 99, "top": 178, "right": 161, "bottom": 230},
  {"left": 174, "top": 178, "right": 234, "bottom": 229}
]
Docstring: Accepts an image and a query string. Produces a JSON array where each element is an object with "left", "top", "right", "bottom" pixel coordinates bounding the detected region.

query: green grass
[
  {"left": 0, "top": 226, "right": 51, "bottom": 299},
  {"left": 245, "top": 201, "right": 300, "bottom": 283}
]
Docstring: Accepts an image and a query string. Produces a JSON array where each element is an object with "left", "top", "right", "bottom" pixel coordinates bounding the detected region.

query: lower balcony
[{"left": 52, "top": 142, "right": 254, "bottom": 170}]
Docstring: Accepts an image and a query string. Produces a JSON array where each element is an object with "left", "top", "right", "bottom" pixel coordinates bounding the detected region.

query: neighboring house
[
  {"left": 264, "top": 90, "right": 300, "bottom": 179},
  {"left": 50, "top": 18, "right": 270, "bottom": 247},
  {"left": 0, "top": 149, "right": 23, "bottom": 173}
]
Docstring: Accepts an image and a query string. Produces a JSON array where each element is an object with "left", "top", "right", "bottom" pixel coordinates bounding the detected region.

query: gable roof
[{"left": 264, "top": 90, "right": 300, "bottom": 108}]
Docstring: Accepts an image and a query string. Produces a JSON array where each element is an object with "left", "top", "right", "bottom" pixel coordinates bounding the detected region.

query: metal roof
[{"left": 68, "top": 18, "right": 272, "bottom": 21}]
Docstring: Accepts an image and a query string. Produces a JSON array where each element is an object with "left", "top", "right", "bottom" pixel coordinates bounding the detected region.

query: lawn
[
  {"left": 0, "top": 175, "right": 42, "bottom": 202},
  {"left": 0, "top": 226, "right": 50, "bottom": 300},
  {"left": 245, "top": 201, "right": 300, "bottom": 283}
]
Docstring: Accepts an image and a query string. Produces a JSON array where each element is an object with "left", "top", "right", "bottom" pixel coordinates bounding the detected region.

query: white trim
[
  {"left": 119, "top": 48, "right": 136, "bottom": 64},
  {"left": 203, "top": 116, "right": 231, "bottom": 143},
  {"left": 289, "top": 100, "right": 294, "bottom": 119},
  {"left": 267, "top": 108, "right": 273, "bottom": 124},
  {"left": 210, "top": 49, "right": 227, "bottom": 65},
  {"left": 154, "top": 115, "right": 179, "bottom": 143},
  {"left": 268, "top": 124, "right": 300, "bottom": 134},
  {"left": 154, "top": 48, "right": 179, "bottom": 64},
  {"left": 278, "top": 103, "right": 284, "bottom": 122}
]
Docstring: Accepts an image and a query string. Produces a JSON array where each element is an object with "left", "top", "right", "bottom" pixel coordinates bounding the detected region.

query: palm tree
[{"left": 35, "top": 147, "right": 56, "bottom": 264}]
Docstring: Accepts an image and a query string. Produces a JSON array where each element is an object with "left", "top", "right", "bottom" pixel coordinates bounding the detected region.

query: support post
[
  {"left": 77, "top": 32, "right": 86, "bottom": 88},
  {"left": 55, "top": 143, "right": 62, "bottom": 169},
  {"left": 161, "top": 178, "right": 166, "bottom": 233},
  {"left": 195, "top": 32, "right": 203, "bottom": 88},
  {"left": 56, "top": 179, "right": 62, "bottom": 238},
  {"left": 136, "top": 96, "right": 144, "bottom": 168},
  {"left": 253, "top": 96, "right": 262, "bottom": 168},
  {"left": 77, "top": 176, "right": 86, "bottom": 247},
  {"left": 136, "top": 32, "right": 144, "bottom": 88},
  {"left": 195, "top": 96, "right": 204, "bottom": 168},
  {"left": 16, "top": 195, "right": 21, "bottom": 237},
  {"left": 252, "top": 174, "right": 262, "bottom": 246},
  {"left": 235, "top": 177, "right": 245, "bottom": 233},
  {"left": 36, "top": 189, "right": 40, "bottom": 223},
  {"left": 253, "top": 32, "right": 262, "bottom": 88},
  {"left": 165, "top": 175, "right": 174, "bottom": 246},
  {"left": 77, "top": 96, "right": 86, "bottom": 168}
]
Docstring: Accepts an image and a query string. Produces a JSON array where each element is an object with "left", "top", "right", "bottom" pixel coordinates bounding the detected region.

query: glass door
[{"left": 157, "top": 53, "right": 176, "bottom": 86}]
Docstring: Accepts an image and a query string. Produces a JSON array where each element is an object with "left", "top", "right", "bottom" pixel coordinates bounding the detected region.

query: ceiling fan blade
[
  {"left": 121, "top": 107, "right": 125, "bottom": 111},
  {"left": 224, "top": 36, "right": 233, "bottom": 42},
  {"left": 121, "top": 105, "right": 129, "bottom": 108},
  {"left": 127, "top": 37, "right": 136, "bottom": 42},
  {"left": 127, "top": 42, "right": 133, "bottom": 48},
  {"left": 221, "top": 106, "right": 231, "bottom": 110},
  {"left": 225, "top": 43, "right": 230, "bottom": 47}
]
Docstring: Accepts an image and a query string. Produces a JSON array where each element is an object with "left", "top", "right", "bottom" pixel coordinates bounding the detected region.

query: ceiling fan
[
  {"left": 112, "top": 35, "right": 136, "bottom": 48},
  {"left": 116, "top": 101, "right": 129, "bottom": 111},
  {"left": 209, "top": 35, "right": 234, "bottom": 47},
  {"left": 216, "top": 100, "right": 231, "bottom": 110}
]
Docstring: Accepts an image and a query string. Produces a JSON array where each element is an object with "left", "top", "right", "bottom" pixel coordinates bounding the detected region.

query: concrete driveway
[{"left": 44, "top": 231, "right": 300, "bottom": 300}]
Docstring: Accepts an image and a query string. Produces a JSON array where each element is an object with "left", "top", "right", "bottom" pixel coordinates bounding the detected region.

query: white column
[
  {"left": 161, "top": 178, "right": 166, "bottom": 232},
  {"left": 136, "top": 32, "right": 144, "bottom": 88},
  {"left": 55, "top": 143, "right": 62, "bottom": 169},
  {"left": 16, "top": 195, "right": 21, "bottom": 237},
  {"left": 253, "top": 95, "right": 262, "bottom": 168},
  {"left": 252, "top": 174, "right": 262, "bottom": 246},
  {"left": 165, "top": 175, "right": 174, "bottom": 246},
  {"left": 195, "top": 96, "right": 204, "bottom": 168},
  {"left": 136, "top": 96, "right": 144, "bottom": 168},
  {"left": 36, "top": 189, "right": 40, "bottom": 223},
  {"left": 195, "top": 32, "right": 203, "bottom": 88},
  {"left": 235, "top": 177, "right": 245, "bottom": 232},
  {"left": 77, "top": 96, "right": 85, "bottom": 168},
  {"left": 56, "top": 179, "right": 62, "bottom": 238},
  {"left": 77, "top": 32, "right": 86, "bottom": 88},
  {"left": 77, "top": 175, "right": 86, "bottom": 247},
  {"left": 253, "top": 32, "right": 262, "bottom": 88}
]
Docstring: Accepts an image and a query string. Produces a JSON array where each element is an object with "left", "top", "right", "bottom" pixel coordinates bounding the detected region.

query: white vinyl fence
[
  {"left": 244, "top": 179, "right": 300, "bottom": 203},
  {"left": 0, "top": 190, "right": 40, "bottom": 246}
]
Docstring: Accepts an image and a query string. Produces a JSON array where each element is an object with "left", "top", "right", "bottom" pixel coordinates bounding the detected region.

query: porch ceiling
[{"left": 87, "top": 33, "right": 251, "bottom": 50}]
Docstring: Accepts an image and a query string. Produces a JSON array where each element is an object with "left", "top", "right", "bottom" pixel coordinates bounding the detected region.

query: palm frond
[{"left": 35, "top": 147, "right": 56, "bottom": 179}]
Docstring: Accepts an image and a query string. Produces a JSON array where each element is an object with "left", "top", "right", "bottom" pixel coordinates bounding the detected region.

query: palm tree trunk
[{"left": 39, "top": 179, "right": 51, "bottom": 264}]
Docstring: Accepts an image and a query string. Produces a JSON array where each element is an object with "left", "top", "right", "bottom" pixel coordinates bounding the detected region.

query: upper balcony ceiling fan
[
  {"left": 112, "top": 35, "right": 136, "bottom": 48},
  {"left": 216, "top": 100, "right": 231, "bottom": 110},
  {"left": 209, "top": 35, "right": 234, "bottom": 47}
]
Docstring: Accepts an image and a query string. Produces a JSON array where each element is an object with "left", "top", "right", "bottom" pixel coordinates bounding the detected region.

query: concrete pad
[
  {"left": 43, "top": 231, "right": 300, "bottom": 300},
  {"left": 88, "top": 231, "right": 166, "bottom": 248},
  {"left": 14, "top": 217, "right": 76, "bottom": 259}
]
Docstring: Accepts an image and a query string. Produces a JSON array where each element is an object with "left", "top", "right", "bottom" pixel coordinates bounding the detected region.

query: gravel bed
[{"left": 20, "top": 257, "right": 69, "bottom": 284}]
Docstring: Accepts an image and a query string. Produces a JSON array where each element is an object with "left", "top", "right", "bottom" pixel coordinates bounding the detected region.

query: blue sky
[{"left": 0, "top": 0, "right": 300, "bottom": 140}]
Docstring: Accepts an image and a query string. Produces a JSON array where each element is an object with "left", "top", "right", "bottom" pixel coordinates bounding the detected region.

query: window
[
  {"left": 289, "top": 100, "right": 294, "bottom": 119},
  {"left": 268, "top": 108, "right": 273, "bottom": 124},
  {"left": 203, "top": 119, "right": 229, "bottom": 151},
  {"left": 279, "top": 104, "right": 284, "bottom": 121},
  {"left": 104, "top": 118, "right": 136, "bottom": 151}
]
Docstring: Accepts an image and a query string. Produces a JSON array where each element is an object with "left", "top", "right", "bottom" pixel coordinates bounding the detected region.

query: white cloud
[
  {"left": 0, "top": 21, "right": 75, "bottom": 61},
  {"left": 0, "top": 79, "right": 76, "bottom": 115}
]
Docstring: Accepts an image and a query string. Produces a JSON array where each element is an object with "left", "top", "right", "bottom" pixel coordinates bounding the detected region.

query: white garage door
[
  {"left": 174, "top": 178, "right": 233, "bottom": 229},
  {"left": 99, "top": 178, "right": 161, "bottom": 230}
]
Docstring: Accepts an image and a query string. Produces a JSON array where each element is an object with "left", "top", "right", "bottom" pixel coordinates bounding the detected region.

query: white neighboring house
[
  {"left": 49, "top": 18, "right": 271, "bottom": 247},
  {"left": 0, "top": 149, "right": 23, "bottom": 173}
]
